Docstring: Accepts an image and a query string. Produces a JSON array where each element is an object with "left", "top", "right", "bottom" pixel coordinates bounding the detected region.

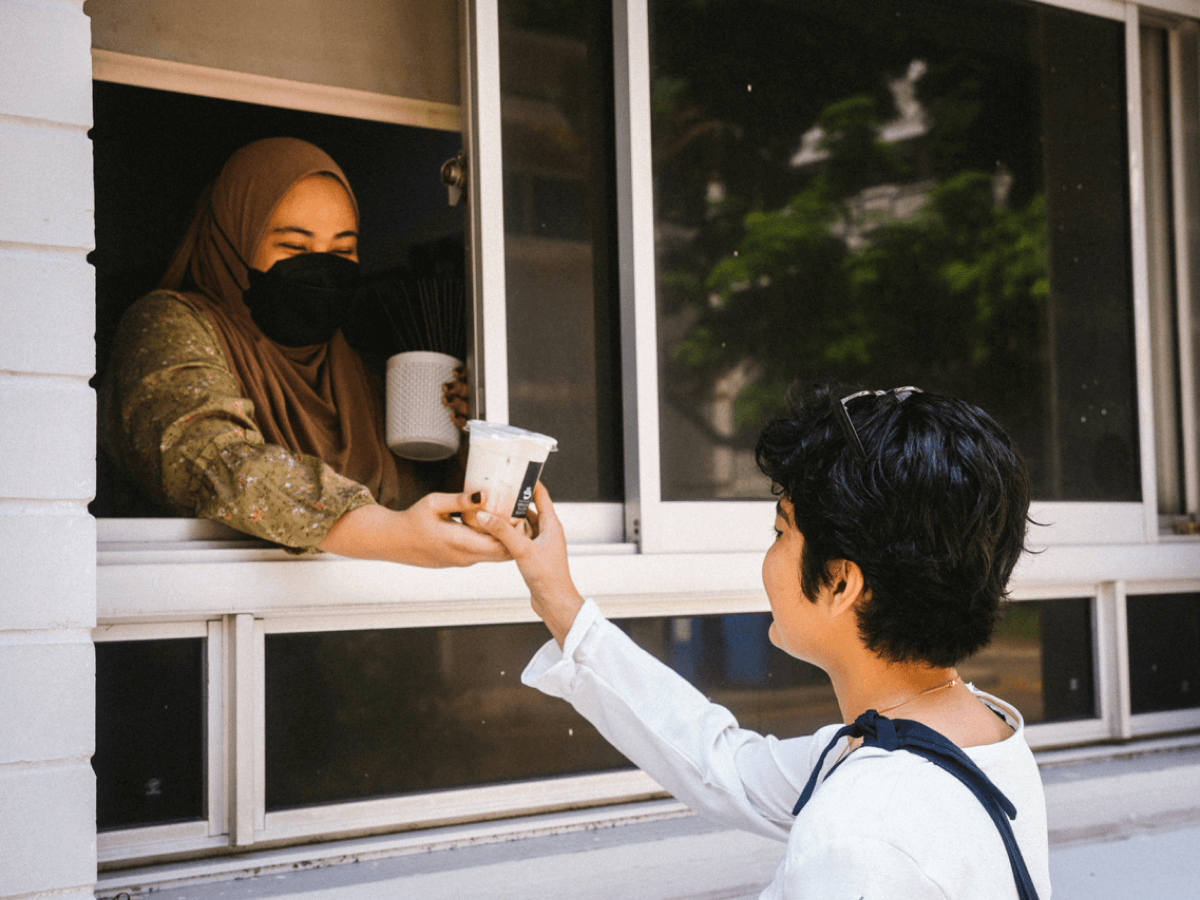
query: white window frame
[
  {"left": 93, "top": 619, "right": 228, "bottom": 864},
  {"left": 1123, "top": 579, "right": 1200, "bottom": 736},
  {"left": 625, "top": 0, "right": 1179, "bottom": 554},
  {"left": 1166, "top": 21, "right": 1200, "bottom": 518},
  {"left": 92, "top": 0, "right": 1200, "bottom": 869},
  {"left": 1146, "top": 14, "right": 1200, "bottom": 523}
]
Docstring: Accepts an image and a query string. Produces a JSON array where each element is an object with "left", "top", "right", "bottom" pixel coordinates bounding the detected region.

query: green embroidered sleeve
[{"left": 102, "top": 291, "right": 374, "bottom": 549}]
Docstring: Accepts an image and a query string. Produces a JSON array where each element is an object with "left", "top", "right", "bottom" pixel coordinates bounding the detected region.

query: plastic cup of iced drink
[{"left": 463, "top": 420, "right": 557, "bottom": 518}]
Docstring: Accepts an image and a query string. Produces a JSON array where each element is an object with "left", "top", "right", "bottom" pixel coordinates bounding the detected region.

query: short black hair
[{"left": 755, "top": 383, "right": 1032, "bottom": 668}]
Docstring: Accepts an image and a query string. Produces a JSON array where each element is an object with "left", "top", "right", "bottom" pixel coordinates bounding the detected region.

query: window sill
[{"left": 96, "top": 528, "right": 1200, "bottom": 624}]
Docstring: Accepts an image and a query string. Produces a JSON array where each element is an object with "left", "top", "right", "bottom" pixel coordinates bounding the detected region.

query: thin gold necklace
[
  {"left": 876, "top": 671, "right": 960, "bottom": 715},
  {"left": 833, "top": 672, "right": 960, "bottom": 766}
]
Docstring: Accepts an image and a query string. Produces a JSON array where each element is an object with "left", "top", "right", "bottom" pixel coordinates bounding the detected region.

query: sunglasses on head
[{"left": 833, "top": 386, "right": 923, "bottom": 465}]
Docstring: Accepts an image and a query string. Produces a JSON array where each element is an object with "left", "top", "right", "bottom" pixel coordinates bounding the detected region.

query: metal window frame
[
  {"left": 617, "top": 0, "right": 1168, "bottom": 553},
  {"left": 1167, "top": 22, "right": 1200, "bottom": 517},
  {"left": 1161, "top": 17, "right": 1200, "bottom": 518},
  {"left": 93, "top": 578, "right": 1200, "bottom": 857}
]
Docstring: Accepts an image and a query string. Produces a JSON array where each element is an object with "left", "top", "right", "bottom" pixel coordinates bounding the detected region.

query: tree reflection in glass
[{"left": 651, "top": 0, "right": 1137, "bottom": 502}]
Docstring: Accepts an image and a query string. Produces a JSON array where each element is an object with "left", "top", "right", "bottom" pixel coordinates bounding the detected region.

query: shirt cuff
[{"left": 521, "top": 597, "right": 602, "bottom": 698}]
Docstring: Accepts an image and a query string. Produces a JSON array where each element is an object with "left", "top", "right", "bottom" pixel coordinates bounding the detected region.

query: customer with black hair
[{"left": 474, "top": 384, "right": 1051, "bottom": 898}]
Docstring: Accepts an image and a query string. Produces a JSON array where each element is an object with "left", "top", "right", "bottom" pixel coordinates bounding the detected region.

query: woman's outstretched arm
[
  {"left": 106, "top": 291, "right": 509, "bottom": 567},
  {"left": 319, "top": 490, "right": 510, "bottom": 567}
]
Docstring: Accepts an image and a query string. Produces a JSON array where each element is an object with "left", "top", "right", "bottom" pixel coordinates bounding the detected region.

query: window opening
[{"left": 90, "top": 81, "right": 467, "bottom": 520}]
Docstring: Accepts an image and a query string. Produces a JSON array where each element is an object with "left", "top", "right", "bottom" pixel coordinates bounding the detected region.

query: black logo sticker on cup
[{"left": 512, "top": 461, "right": 544, "bottom": 518}]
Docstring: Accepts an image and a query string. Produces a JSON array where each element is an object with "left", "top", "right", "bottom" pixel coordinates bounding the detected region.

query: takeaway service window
[{"left": 89, "top": 81, "right": 467, "bottom": 521}]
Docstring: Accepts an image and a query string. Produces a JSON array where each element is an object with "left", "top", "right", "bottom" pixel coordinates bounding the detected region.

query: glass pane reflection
[
  {"left": 94, "top": 639, "right": 206, "bottom": 830},
  {"left": 498, "top": 0, "right": 623, "bottom": 502},
  {"left": 265, "top": 625, "right": 630, "bottom": 810},
  {"left": 650, "top": 0, "right": 1139, "bottom": 501},
  {"left": 265, "top": 600, "right": 1092, "bottom": 810},
  {"left": 1127, "top": 592, "right": 1200, "bottom": 715},
  {"left": 264, "top": 619, "right": 829, "bottom": 810},
  {"left": 961, "top": 598, "right": 1094, "bottom": 724}
]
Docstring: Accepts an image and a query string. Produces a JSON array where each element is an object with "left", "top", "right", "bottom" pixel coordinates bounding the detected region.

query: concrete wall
[{"left": 0, "top": 0, "right": 97, "bottom": 897}]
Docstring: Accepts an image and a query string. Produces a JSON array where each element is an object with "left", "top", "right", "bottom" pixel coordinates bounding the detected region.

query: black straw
[{"left": 369, "top": 276, "right": 466, "bottom": 361}]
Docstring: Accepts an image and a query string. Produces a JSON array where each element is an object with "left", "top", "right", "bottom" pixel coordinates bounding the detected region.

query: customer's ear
[{"left": 826, "top": 559, "right": 867, "bottom": 618}]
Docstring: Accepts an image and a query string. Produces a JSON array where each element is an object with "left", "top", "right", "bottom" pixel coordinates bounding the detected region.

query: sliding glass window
[
  {"left": 648, "top": 0, "right": 1137, "bottom": 505},
  {"left": 498, "top": 0, "right": 624, "bottom": 503}
]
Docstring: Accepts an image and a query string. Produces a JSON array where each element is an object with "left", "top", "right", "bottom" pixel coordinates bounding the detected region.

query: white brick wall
[
  {"left": 0, "top": 0, "right": 98, "bottom": 897},
  {"left": 0, "top": 516, "right": 96, "bottom": 633},
  {"left": 0, "top": 378, "right": 96, "bottom": 500},
  {"left": 0, "top": 765, "right": 96, "bottom": 895},
  {"left": 0, "top": 1, "right": 93, "bottom": 124},
  {"left": 0, "top": 257, "right": 96, "bottom": 375}
]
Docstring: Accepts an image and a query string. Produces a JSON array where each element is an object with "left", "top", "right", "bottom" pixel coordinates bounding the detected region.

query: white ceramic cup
[
  {"left": 462, "top": 420, "right": 558, "bottom": 518},
  {"left": 385, "top": 351, "right": 463, "bottom": 461}
]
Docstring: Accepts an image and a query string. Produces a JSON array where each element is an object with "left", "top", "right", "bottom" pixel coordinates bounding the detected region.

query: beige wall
[
  {"left": 86, "top": 0, "right": 460, "bottom": 104},
  {"left": 0, "top": 0, "right": 98, "bottom": 897}
]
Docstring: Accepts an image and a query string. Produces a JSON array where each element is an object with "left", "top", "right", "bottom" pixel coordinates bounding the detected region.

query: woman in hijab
[{"left": 103, "top": 137, "right": 507, "bottom": 566}]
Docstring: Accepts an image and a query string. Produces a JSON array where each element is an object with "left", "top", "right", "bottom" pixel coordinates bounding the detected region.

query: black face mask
[{"left": 243, "top": 253, "right": 360, "bottom": 347}]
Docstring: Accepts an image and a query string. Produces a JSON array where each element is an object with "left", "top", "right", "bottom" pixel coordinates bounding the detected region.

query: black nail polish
[{"left": 470, "top": 491, "right": 482, "bottom": 503}]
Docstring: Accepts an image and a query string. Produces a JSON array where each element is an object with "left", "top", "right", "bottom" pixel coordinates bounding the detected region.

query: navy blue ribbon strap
[{"left": 792, "top": 709, "right": 1040, "bottom": 900}]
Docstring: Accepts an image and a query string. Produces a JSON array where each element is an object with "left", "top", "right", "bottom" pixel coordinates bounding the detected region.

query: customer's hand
[
  {"left": 472, "top": 482, "right": 584, "bottom": 646},
  {"left": 319, "top": 489, "right": 511, "bottom": 567}
]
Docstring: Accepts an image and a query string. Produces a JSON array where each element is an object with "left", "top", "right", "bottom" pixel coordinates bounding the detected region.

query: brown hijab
[{"left": 161, "top": 137, "right": 419, "bottom": 509}]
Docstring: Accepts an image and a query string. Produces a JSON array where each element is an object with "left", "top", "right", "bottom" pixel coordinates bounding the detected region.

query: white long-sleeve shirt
[{"left": 522, "top": 599, "right": 1052, "bottom": 899}]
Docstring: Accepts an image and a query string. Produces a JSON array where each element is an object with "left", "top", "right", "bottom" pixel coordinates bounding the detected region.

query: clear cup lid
[{"left": 465, "top": 420, "right": 558, "bottom": 454}]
